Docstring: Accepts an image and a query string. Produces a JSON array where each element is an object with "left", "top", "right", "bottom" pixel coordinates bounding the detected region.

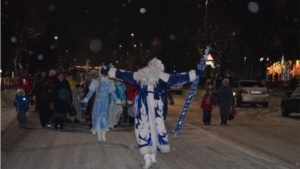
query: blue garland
[{"left": 173, "top": 46, "right": 210, "bottom": 138}]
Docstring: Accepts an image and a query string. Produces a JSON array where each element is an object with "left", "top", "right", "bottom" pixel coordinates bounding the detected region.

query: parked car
[
  {"left": 170, "top": 84, "right": 183, "bottom": 95},
  {"left": 232, "top": 80, "right": 269, "bottom": 108},
  {"left": 281, "top": 84, "right": 300, "bottom": 117}
]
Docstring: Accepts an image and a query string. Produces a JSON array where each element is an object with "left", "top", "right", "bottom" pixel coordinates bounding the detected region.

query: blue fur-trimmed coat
[{"left": 108, "top": 68, "right": 198, "bottom": 156}]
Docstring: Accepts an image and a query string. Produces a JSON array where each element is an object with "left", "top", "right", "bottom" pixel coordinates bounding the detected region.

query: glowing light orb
[
  {"left": 11, "top": 37, "right": 17, "bottom": 43},
  {"left": 248, "top": 2, "right": 259, "bottom": 13},
  {"left": 49, "top": 4, "right": 55, "bottom": 11},
  {"left": 89, "top": 39, "right": 103, "bottom": 52},
  {"left": 169, "top": 34, "right": 176, "bottom": 40},
  {"left": 140, "top": 8, "right": 146, "bottom": 14},
  {"left": 38, "top": 54, "right": 44, "bottom": 60}
]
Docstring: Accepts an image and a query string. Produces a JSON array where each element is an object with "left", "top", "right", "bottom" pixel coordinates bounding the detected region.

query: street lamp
[
  {"left": 54, "top": 36, "right": 58, "bottom": 40},
  {"left": 260, "top": 57, "right": 264, "bottom": 62},
  {"left": 205, "top": 0, "right": 210, "bottom": 44}
]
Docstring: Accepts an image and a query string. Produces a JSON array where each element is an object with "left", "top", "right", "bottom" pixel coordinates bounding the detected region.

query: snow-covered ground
[
  {"left": 1, "top": 87, "right": 298, "bottom": 169},
  {"left": 1, "top": 87, "right": 288, "bottom": 133}
]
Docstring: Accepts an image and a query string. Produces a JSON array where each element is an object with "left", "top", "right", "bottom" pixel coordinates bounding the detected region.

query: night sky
[
  {"left": 45, "top": 0, "right": 206, "bottom": 66},
  {"left": 1, "top": 0, "right": 299, "bottom": 75}
]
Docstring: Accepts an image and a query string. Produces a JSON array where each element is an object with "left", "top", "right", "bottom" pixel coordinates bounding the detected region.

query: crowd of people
[
  {"left": 13, "top": 56, "right": 238, "bottom": 169},
  {"left": 13, "top": 67, "right": 132, "bottom": 133}
]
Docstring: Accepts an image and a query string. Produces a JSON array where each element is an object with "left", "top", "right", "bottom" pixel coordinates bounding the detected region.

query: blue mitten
[{"left": 100, "top": 66, "right": 110, "bottom": 75}]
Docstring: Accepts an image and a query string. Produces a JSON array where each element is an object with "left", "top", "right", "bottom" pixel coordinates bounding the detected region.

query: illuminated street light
[
  {"left": 260, "top": 57, "right": 264, "bottom": 62},
  {"left": 131, "top": 33, "right": 134, "bottom": 37},
  {"left": 119, "top": 45, "right": 122, "bottom": 48},
  {"left": 134, "top": 44, "right": 137, "bottom": 47},
  {"left": 54, "top": 36, "right": 58, "bottom": 40}
]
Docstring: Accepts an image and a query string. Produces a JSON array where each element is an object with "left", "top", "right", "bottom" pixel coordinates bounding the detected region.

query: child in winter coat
[
  {"left": 13, "top": 89, "right": 32, "bottom": 128},
  {"left": 201, "top": 84, "right": 217, "bottom": 125}
]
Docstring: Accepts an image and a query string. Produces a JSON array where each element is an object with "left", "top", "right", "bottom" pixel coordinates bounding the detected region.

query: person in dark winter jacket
[
  {"left": 162, "top": 88, "right": 175, "bottom": 120},
  {"left": 126, "top": 84, "right": 137, "bottom": 126},
  {"left": 13, "top": 89, "right": 32, "bottom": 128},
  {"left": 217, "top": 78, "right": 234, "bottom": 125},
  {"left": 215, "top": 74, "right": 223, "bottom": 90},
  {"left": 49, "top": 72, "right": 72, "bottom": 130},
  {"left": 31, "top": 69, "right": 51, "bottom": 128},
  {"left": 201, "top": 83, "right": 217, "bottom": 125}
]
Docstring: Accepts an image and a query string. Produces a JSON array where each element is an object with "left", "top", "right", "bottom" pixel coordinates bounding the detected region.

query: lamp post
[{"left": 205, "top": 0, "right": 210, "bottom": 44}]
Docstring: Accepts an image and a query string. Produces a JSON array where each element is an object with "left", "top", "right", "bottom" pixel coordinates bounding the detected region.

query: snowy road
[{"left": 1, "top": 88, "right": 299, "bottom": 169}]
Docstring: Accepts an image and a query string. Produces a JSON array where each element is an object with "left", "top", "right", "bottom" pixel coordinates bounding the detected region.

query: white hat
[
  {"left": 89, "top": 69, "right": 98, "bottom": 75},
  {"left": 49, "top": 70, "right": 56, "bottom": 77},
  {"left": 109, "top": 63, "right": 115, "bottom": 68},
  {"left": 17, "top": 89, "right": 25, "bottom": 96},
  {"left": 148, "top": 58, "right": 164, "bottom": 72}
]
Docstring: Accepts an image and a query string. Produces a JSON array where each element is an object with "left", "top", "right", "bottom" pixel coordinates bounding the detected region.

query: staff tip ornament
[{"left": 173, "top": 44, "right": 210, "bottom": 139}]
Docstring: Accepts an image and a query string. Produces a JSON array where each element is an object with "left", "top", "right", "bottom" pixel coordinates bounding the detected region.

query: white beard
[{"left": 134, "top": 66, "right": 161, "bottom": 87}]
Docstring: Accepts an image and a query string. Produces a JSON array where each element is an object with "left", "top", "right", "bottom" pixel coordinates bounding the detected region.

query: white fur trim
[
  {"left": 158, "top": 72, "right": 170, "bottom": 83},
  {"left": 116, "top": 99, "right": 121, "bottom": 104},
  {"left": 108, "top": 67, "right": 117, "bottom": 78},
  {"left": 82, "top": 97, "right": 89, "bottom": 103},
  {"left": 148, "top": 58, "right": 164, "bottom": 72},
  {"left": 120, "top": 100, "right": 126, "bottom": 105},
  {"left": 17, "top": 89, "right": 25, "bottom": 96},
  {"left": 89, "top": 79, "right": 99, "bottom": 91},
  {"left": 127, "top": 100, "right": 133, "bottom": 104},
  {"left": 133, "top": 67, "right": 160, "bottom": 87},
  {"left": 189, "top": 71, "right": 197, "bottom": 82}
]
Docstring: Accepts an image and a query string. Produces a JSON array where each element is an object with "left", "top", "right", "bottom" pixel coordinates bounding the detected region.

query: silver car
[{"left": 232, "top": 80, "right": 269, "bottom": 107}]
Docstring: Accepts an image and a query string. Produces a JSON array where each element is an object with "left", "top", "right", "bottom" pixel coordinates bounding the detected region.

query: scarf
[{"left": 205, "top": 95, "right": 211, "bottom": 105}]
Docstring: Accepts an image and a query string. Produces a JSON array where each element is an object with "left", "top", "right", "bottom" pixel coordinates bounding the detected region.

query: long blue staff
[{"left": 172, "top": 46, "right": 210, "bottom": 138}]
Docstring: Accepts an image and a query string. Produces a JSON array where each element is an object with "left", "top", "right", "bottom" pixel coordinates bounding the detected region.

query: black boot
[
  {"left": 224, "top": 117, "right": 227, "bottom": 125},
  {"left": 220, "top": 116, "right": 224, "bottom": 125},
  {"left": 59, "top": 117, "right": 64, "bottom": 129},
  {"left": 54, "top": 116, "right": 59, "bottom": 130}
]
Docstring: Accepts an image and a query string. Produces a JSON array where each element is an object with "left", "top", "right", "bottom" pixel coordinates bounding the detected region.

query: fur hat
[
  {"left": 109, "top": 63, "right": 115, "bottom": 68},
  {"left": 49, "top": 70, "right": 56, "bottom": 77},
  {"left": 206, "top": 84, "right": 216, "bottom": 95},
  {"left": 89, "top": 69, "right": 98, "bottom": 75},
  {"left": 17, "top": 89, "right": 25, "bottom": 96},
  {"left": 148, "top": 58, "right": 164, "bottom": 72}
]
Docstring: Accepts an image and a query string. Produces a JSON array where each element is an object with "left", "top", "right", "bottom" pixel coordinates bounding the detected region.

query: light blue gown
[{"left": 85, "top": 77, "right": 119, "bottom": 134}]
